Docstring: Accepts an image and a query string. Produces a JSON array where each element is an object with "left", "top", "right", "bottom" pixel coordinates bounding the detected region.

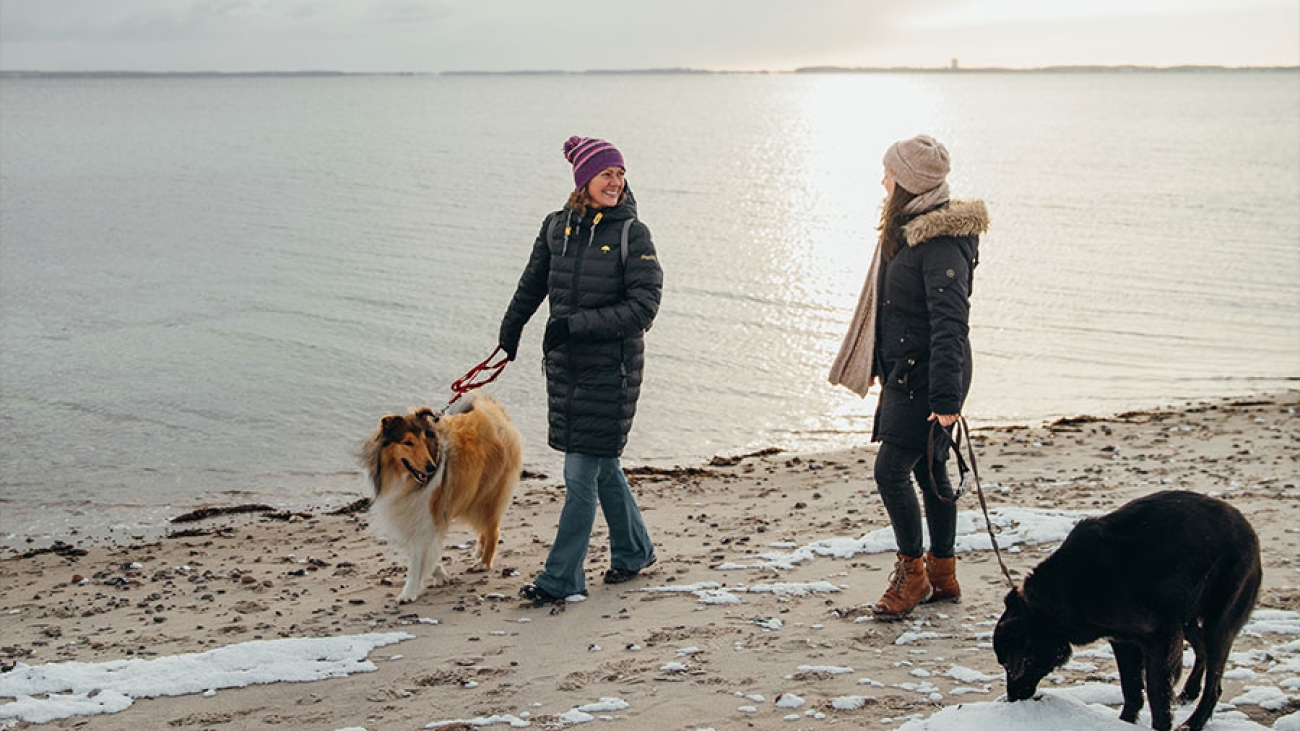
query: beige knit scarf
[
  {"left": 827, "top": 241, "right": 883, "bottom": 397},
  {"left": 828, "top": 185, "right": 950, "bottom": 397},
  {"left": 904, "top": 182, "right": 949, "bottom": 217}
]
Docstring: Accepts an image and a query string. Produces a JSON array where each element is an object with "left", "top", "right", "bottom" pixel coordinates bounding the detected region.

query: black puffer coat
[
  {"left": 872, "top": 200, "right": 988, "bottom": 451},
  {"left": 499, "top": 188, "right": 663, "bottom": 457}
]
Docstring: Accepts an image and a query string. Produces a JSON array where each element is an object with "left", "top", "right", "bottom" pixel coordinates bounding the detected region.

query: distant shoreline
[{"left": 2, "top": 65, "right": 1297, "bottom": 79}]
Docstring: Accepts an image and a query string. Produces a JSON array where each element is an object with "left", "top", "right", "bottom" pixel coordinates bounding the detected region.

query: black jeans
[{"left": 873, "top": 441, "right": 957, "bottom": 559}]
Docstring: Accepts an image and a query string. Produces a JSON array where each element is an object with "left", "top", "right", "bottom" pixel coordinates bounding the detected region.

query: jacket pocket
[{"left": 883, "top": 357, "right": 927, "bottom": 394}]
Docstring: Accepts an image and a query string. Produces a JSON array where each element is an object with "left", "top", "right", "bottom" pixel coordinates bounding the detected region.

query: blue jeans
[{"left": 532, "top": 453, "right": 655, "bottom": 598}]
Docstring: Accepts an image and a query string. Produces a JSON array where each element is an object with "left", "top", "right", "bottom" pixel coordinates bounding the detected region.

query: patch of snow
[{"left": 0, "top": 633, "right": 412, "bottom": 726}]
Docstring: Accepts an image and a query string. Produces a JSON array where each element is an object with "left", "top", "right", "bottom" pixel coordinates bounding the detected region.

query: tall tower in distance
[{"left": 951, "top": 58, "right": 959, "bottom": 70}]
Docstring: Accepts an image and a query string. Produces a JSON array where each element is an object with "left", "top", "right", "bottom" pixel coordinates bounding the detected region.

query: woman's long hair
[
  {"left": 566, "top": 186, "right": 626, "bottom": 220},
  {"left": 877, "top": 185, "right": 918, "bottom": 262}
]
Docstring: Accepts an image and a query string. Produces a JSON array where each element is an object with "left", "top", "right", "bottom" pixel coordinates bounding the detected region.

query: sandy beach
[{"left": 2, "top": 391, "right": 1297, "bottom": 730}]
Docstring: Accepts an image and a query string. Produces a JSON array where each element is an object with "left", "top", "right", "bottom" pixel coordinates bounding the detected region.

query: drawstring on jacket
[
  {"left": 561, "top": 210, "right": 573, "bottom": 257},
  {"left": 561, "top": 210, "right": 603, "bottom": 257}
]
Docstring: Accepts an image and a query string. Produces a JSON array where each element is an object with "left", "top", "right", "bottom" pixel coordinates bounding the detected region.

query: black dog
[{"left": 993, "top": 490, "right": 1261, "bottom": 731}]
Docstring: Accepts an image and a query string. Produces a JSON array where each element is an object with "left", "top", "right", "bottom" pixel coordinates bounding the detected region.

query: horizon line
[{"left": 2, "top": 63, "right": 1298, "bottom": 78}]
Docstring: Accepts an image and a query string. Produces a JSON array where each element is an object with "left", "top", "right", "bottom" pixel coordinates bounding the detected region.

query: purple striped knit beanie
[{"left": 564, "top": 136, "right": 625, "bottom": 191}]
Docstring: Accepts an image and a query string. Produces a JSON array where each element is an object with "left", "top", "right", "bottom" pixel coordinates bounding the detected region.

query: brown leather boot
[
  {"left": 924, "top": 552, "right": 961, "bottom": 603},
  {"left": 873, "top": 553, "right": 932, "bottom": 620}
]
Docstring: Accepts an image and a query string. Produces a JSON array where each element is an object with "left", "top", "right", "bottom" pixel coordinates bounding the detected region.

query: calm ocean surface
[{"left": 2, "top": 71, "right": 1298, "bottom": 546}]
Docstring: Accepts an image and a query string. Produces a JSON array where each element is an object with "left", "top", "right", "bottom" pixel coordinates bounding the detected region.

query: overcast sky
[{"left": 1, "top": 0, "right": 1297, "bottom": 73}]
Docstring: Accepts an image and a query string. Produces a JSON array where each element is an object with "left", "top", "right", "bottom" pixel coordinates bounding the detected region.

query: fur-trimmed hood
[{"left": 904, "top": 199, "right": 989, "bottom": 247}]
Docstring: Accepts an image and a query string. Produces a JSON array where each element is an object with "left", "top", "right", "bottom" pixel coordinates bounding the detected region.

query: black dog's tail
[{"left": 1206, "top": 532, "right": 1262, "bottom": 636}]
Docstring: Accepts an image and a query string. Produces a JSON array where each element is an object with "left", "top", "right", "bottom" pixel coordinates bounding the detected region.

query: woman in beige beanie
[{"left": 829, "top": 134, "right": 989, "bottom": 620}]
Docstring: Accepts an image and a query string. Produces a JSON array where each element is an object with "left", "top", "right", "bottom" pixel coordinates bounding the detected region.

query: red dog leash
[{"left": 443, "top": 346, "right": 510, "bottom": 411}]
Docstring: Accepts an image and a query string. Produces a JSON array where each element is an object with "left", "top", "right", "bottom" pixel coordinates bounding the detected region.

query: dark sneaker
[
  {"left": 603, "top": 555, "right": 657, "bottom": 585},
  {"left": 519, "top": 583, "right": 560, "bottom": 606}
]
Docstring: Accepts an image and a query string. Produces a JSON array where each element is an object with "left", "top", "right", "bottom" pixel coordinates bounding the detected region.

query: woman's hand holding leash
[
  {"left": 928, "top": 412, "right": 960, "bottom": 428},
  {"left": 498, "top": 339, "right": 518, "bottom": 361}
]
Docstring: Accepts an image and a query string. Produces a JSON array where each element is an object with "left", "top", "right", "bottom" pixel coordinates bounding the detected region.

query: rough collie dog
[
  {"left": 361, "top": 394, "right": 522, "bottom": 603},
  {"left": 993, "top": 490, "right": 1261, "bottom": 731}
]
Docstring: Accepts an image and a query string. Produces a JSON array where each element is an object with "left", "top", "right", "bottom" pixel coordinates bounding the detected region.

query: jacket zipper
[{"left": 562, "top": 215, "right": 597, "bottom": 448}]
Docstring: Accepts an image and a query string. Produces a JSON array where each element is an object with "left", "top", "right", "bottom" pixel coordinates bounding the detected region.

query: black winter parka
[
  {"left": 499, "top": 188, "right": 663, "bottom": 457},
  {"left": 872, "top": 200, "right": 988, "bottom": 451}
]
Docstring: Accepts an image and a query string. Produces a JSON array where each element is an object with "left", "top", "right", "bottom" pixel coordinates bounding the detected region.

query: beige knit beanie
[{"left": 883, "top": 134, "right": 950, "bottom": 194}]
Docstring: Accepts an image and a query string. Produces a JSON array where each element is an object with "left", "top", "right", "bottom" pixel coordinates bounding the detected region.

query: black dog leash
[{"left": 925, "top": 417, "right": 1016, "bottom": 588}]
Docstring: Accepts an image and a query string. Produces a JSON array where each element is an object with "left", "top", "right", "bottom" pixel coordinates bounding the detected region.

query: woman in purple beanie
[
  {"left": 830, "top": 134, "right": 989, "bottom": 620},
  {"left": 498, "top": 136, "right": 663, "bottom": 606}
]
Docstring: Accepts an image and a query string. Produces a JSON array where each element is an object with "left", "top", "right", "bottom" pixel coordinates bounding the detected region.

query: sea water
[{"left": 1, "top": 71, "right": 1297, "bottom": 544}]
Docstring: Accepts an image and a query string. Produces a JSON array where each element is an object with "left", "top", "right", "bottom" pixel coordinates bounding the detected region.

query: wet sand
[{"left": 2, "top": 391, "right": 1297, "bottom": 729}]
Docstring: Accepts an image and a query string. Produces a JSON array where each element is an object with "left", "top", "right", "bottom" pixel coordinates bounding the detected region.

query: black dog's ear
[
  {"left": 1004, "top": 588, "right": 1028, "bottom": 612},
  {"left": 381, "top": 415, "right": 407, "bottom": 442}
]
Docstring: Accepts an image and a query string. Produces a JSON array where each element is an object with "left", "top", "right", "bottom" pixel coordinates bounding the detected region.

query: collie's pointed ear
[
  {"left": 413, "top": 406, "right": 439, "bottom": 424},
  {"left": 381, "top": 415, "right": 406, "bottom": 442}
]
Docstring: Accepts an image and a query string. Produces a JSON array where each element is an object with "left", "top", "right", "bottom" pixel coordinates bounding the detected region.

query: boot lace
[{"left": 885, "top": 561, "right": 908, "bottom": 595}]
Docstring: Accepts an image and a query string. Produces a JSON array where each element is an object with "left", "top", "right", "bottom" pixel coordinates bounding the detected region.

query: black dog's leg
[
  {"left": 1181, "top": 615, "right": 1239, "bottom": 730},
  {"left": 1179, "top": 621, "right": 1205, "bottom": 704},
  {"left": 1143, "top": 632, "right": 1183, "bottom": 731},
  {"left": 1180, "top": 564, "right": 1261, "bottom": 731},
  {"left": 1112, "top": 640, "right": 1146, "bottom": 723}
]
